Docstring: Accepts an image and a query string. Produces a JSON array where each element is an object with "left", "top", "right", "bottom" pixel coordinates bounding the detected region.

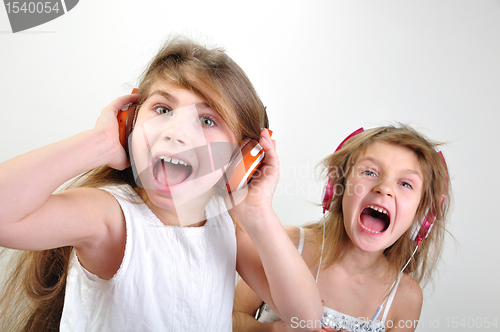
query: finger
[
  {"left": 259, "top": 128, "right": 274, "bottom": 147},
  {"left": 260, "top": 128, "right": 271, "bottom": 139},
  {"left": 259, "top": 137, "right": 273, "bottom": 153},
  {"left": 260, "top": 137, "right": 278, "bottom": 168},
  {"left": 258, "top": 130, "right": 275, "bottom": 154}
]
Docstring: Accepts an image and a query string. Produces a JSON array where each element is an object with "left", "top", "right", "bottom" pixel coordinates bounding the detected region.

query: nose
[
  {"left": 161, "top": 109, "right": 199, "bottom": 145},
  {"left": 373, "top": 179, "right": 394, "bottom": 197},
  {"left": 164, "top": 132, "right": 185, "bottom": 145}
]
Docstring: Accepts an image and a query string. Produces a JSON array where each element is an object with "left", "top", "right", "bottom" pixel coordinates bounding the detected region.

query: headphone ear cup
[
  {"left": 118, "top": 88, "right": 139, "bottom": 157},
  {"left": 118, "top": 103, "right": 137, "bottom": 157},
  {"left": 410, "top": 150, "right": 447, "bottom": 244},
  {"left": 224, "top": 129, "right": 273, "bottom": 193},
  {"left": 321, "top": 127, "right": 364, "bottom": 214},
  {"left": 224, "top": 138, "right": 266, "bottom": 193},
  {"left": 124, "top": 103, "right": 137, "bottom": 156},
  {"left": 410, "top": 211, "right": 436, "bottom": 243},
  {"left": 321, "top": 176, "right": 334, "bottom": 214},
  {"left": 118, "top": 108, "right": 129, "bottom": 148}
]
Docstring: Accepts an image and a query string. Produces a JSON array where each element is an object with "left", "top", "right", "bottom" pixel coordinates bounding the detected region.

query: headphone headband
[{"left": 321, "top": 127, "right": 364, "bottom": 213}]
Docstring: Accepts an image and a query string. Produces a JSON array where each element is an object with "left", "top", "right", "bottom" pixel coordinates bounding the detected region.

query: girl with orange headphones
[
  {"left": 0, "top": 37, "right": 322, "bottom": 331},
  {"left": 233, "top": 125, "right": 450, "bottom": 332}
]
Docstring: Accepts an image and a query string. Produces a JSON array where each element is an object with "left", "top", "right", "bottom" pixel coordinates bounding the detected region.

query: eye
[
  {"left": 363, "top": 170, "right": 377, "bottom": 177},
  {"left": 154, "top": 105, "right": 173, "bottom": 115},
  {"left": 199, "top": 115, "right": 216, "bottom": 127},
  {"left": 399, "top": 181, "right": 413, "bottom": 189}
]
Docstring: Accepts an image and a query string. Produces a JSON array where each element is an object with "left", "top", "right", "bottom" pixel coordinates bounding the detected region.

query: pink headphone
[
  {"left": 320, "top": 127, "right": 447, "bottom": 245},
  {"left": 321, "top": 128, "right": 364, "bottom": 214}
]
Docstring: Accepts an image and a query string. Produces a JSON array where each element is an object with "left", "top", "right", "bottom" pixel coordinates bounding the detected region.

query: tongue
[
  {"left": 360, "top": 213, "right": 386, "bottom": 232},
  {"left": 156, "top": 160, "right": 190, "bottom": 186}
]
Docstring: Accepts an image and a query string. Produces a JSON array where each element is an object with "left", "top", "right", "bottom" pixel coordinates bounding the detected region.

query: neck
[
  {"left": 144, "top": 193, "right": 214, "bottom": 227},
  {"left": 336, "top": 241, "right": 388, "bottom": 276}
]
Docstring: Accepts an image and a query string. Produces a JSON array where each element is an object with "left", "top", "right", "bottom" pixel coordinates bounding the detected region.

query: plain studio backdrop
[{"left": 1, "top": 1, "right": 499, "bottom": 330}]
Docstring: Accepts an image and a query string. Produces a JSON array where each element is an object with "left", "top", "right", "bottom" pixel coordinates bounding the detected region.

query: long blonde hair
[
  {"left": 305, "top": 125, "right": 450, "bottom": 287},
  {"left": 0, "top": 36, "right": 267, "bottom": 332}
]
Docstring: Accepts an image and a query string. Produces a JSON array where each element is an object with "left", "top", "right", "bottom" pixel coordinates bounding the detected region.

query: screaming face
[
  {"left": 129, "top": 83, "right": 239, "bottom": 225},
  {"left": 342, "top": 141, "right": 424, "bottom": 252}
]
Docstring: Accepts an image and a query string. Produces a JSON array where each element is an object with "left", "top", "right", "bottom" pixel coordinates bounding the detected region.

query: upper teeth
[
  {"left": 369, "top": 205, "right": 388, "bottom": 215},
  {"left": 158, "top": 156, "right": 189, "bottom": 166}
]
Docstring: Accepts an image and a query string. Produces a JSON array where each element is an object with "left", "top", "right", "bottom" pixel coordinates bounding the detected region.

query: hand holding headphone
[{"left": 223, "top": 130, "right": 273, "bottom": 193}]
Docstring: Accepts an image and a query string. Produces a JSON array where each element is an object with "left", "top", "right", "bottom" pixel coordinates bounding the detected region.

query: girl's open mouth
[
  {"left": 359, "top": 205, "right": 390, "bottom": 234},
  {"left": 153, "top": 155, "right": 193, "bottom": 186}
]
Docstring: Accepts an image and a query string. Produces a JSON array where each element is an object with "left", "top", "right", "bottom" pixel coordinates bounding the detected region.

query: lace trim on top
[{"left": 321, "top": 306, "right": 385, "bottom": 332}]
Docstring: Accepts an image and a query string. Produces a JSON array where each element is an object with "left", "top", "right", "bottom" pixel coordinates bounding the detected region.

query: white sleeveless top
[
  {"left": 60, "top": 185, "right": 237, "bottom": 332},
  {"left": 256, "top": 227, "right": 402, "bottom": 332}
]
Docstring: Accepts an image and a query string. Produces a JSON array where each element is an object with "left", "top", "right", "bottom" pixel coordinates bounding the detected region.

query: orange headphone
[
  {"left": 223, "top": 129, "right": 272, "bottom": 193},
  {"left": 117, "top": 88, "right": 139, "bottom": 155},
  {"left": 117, "top": 89, "right": 271, "bottom": 193}
]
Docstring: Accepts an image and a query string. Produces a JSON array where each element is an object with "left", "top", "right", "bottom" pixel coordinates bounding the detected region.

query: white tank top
[{"left": 60, "top": 185, "right": 237, "bottom": 332}]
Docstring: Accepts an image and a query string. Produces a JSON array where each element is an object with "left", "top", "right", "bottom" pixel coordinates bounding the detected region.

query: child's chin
[
  {"left": 148, "top": 186, "right": 216, "bottom": 209},
  {"left": 144, "top": 192, "right": 176, "bottom": 210}
]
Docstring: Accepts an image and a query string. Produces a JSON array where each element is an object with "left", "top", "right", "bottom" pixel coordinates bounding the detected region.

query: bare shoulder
[
  {"left": 397, "top": 274, "right": 423, "bottom": 307},
  {"left": 284, "top": 225, "right": 301, "bottom": 248},
  {"left": 68, "top": 187, "right": 127, "bottom": 279},
  {"left": 56, "top": 186, "right": 123, "bottom": 226},
  {"left": 388, "top": 274, "right": 423, "bottom": 329}
]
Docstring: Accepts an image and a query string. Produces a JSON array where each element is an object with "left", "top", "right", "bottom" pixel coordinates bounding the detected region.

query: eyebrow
[
  {"left": 400, "top": 169, "right": 423, "bottom": 180},
  {"left": 358, "top": 156, "right": 423, "bottom": 179},
  {"left": 357, "top": 156, "right": 380, "bottom": 165},
  {"left": 147, "top": 90, "right": 211, "bottom": 109},
  {"left": 148, "top": 90, "right": 175, "bottom": 102}
]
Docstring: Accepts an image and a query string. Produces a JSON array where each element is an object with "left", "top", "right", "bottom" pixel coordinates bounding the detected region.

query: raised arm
[
  {"left": 233, "top": 227, "right": 307, "bottom": 332},
  {"left": 0, "top": 94, "right": 138, "bottom": 251},
  {"left": 232, "top": 129, "right": 323, "bottom": 331}
]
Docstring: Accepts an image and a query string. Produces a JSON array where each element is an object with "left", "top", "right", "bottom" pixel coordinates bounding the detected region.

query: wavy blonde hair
[
  {"left": 305, "top": 124, "right": 450, "bottom": 287},
  {"left": 0, "top": 36, "right": 267, "bottom": 332}
]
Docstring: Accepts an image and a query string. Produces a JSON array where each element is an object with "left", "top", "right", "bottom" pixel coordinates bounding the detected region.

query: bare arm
[
  {"left": 232, "top": 130, "right": 323, "bottom": 331},
  {"left": 233, "top": 227, "right": 304, "bottom": 332},
  {"left": 233, "top": 277, "right": 276, "bottom": 332},
  {"left": 0, "top": 94, "right": 138, "bottom": 251}
]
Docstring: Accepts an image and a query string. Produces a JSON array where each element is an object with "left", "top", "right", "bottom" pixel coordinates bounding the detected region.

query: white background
[{"left": 1, "top": 1, "right": 499, "bottom": 330}]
